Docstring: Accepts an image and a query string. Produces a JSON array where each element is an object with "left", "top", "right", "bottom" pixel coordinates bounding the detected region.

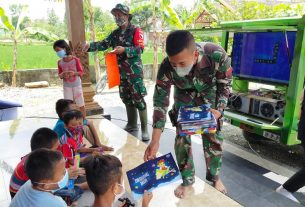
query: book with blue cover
[
  {"left": 177, "top": 105, "right": 217, "bottom": 136},
  {"left": 126, "top": 153, "right": 181, "bottom": 200}
]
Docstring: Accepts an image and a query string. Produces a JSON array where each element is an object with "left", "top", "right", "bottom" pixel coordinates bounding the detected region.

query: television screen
[{"left": 232, "top": 31, "right": 296, "bottom": 84}]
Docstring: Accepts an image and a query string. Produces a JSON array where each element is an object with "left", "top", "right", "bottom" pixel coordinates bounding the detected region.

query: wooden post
[
  {"left": 65, "top": 0, "right": 103, "bottom": 115},
  {"left": 152, "top": 0, "right": 158, "bottom": 81}
]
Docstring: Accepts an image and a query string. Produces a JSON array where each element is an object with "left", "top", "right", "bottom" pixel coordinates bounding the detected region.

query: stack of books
[{"left": 177, "top": 105, "right": 217, "bottom": 136}]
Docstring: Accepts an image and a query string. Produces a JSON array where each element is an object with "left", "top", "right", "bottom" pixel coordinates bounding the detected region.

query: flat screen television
[{"left": 232, "top": 31, "right": 297, "bottom": 84}]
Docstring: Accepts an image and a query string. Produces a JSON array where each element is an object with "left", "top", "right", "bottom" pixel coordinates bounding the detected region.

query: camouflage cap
[{"left": 111, "top": 3, "right": 130, "bottom": 15}]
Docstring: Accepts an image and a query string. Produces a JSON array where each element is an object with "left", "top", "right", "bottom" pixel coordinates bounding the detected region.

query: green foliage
[
  {"left": 1, "top": 4, "right": 60, "bottom": 42},
  {"left": 131, "top": 0, "right": 184, "bottom": 30},
  {"left": 159, "top": 0, "right": 183, "bottom": 29},
  {"left": 83, "top": 4, "right": 116, "bottom": 41},
  {"left": 25, "top": 27, "right": 59, "bottom": 42},
  {"left": 130, "top": 5, "right": 153, "bottom": 32},
  {"left": 40, "top": 8, "right": 66, "bottom": 39},
  {"left": 0, "top": 7, "right": 14, "bottom": 31},
  {"left": 0, "top": 43, "right": 163, "bottom": 70},
  {"left": 47, "top": 8, "right": 60, "bottom": 26},
  {"left": 9, "top": 4, "right": 29, "bottom": 29},
  {"left": 174, "top": 2, "right": 211, "bottom": 29},
  {"left": 0, "top": 43, "right": 58, "bottom": 70},
  {"left": 8, "top": 4, "right": 31, "bottom": 31},
  {"left": 200, "top": 0, "right": 305, "bottom": 23}
]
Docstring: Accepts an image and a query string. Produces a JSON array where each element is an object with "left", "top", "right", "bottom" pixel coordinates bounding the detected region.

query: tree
[
  {"left": 131, "top": 5, "right": 153, "bottom": 32},
  {"left": 83, "top": 6, "right": 116, "bottom": 42},
  {"left": 0, "top": 6, "right": 28, "bottom": 86},
  {"left": 46, "top": 8, "right": 66, "bottom": 39},
  {"left": 84, "top": 0, "right": 100, "bottom": 81},
  {"left": 200, "top": 1, "right": 305, "bottom": 22},
  {"left": 9, "top": 4, "right": 31, "bottom": 30},
  {"left": 0, "top": 6, "right": 58, "bottom": 86},
  {"left": 131, "top": 0, "right": 183, "bottom": 80},
  {"left": 190, "top": 1, "right": 305, "bottom": 52},
  {"left": 47, "top": 8, "right": 60, "bottom": 26},
  {"left": 82, "top": 2, "right": 116, "bottom": 81}
]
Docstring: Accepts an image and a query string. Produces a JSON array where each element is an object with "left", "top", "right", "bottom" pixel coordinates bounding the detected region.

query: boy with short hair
[
  {"left": 9, "top": 127, "right": 60, "bottom": 198},
  {"left": 84, "top": 154, "right": 153, "bottom": 207},
  {"left": 144, "top": 30, "right": 232, "bottom": 198},
  {"left": 10, "top": 149, "right": 68, "bottom": 207},
  {"left": 54, "top": 99, "right": 113, "bottom": 151}
]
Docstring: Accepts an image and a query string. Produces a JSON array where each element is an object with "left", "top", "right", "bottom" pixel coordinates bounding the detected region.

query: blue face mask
[
  {"left": 54, "top": 169, "right": 69, "bottom": 192},
  {"left": 33, "top": 169, "right": 69, "bottom": 193},
  {"left": 56, "top": 50, "right": 66, "bottom": 58}
]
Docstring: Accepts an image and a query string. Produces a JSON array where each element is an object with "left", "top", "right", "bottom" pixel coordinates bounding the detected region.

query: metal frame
[{"left": 193, "top": 16, "right": 305, "bottom": 145}]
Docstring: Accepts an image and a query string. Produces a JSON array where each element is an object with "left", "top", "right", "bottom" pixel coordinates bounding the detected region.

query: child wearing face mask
[
  {"left": 9, "top": 128, "right": 61, "bottom": 199},
  {"left": 10, "top": 149, "right": 69, "bottom": 207},
  {"left": 53, "top": 99, "right": 114, "bottom": 152},
  {"left": 84, "top": 154, "right": 153, "bottom": 207},
  {"left": 9, "top": 127, "right": 85, "bottom": 205},
  {"left": 60, "top": 110, "right": 103, "bottom": 168},
  {"left": 53, "top": 39, "right": 86, "bottom": 118}
]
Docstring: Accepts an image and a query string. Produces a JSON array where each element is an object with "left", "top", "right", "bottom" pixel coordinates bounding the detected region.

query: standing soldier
[
  {"left": 83, "top": 4, "right": 149, "bottom": 141},
  {"left": 144, "top": 30, "right": 232, "bottom": 198}
]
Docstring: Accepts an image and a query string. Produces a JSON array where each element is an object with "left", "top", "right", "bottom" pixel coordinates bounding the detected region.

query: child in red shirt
[
  {"left": 9, "top": 128, "right": 60, "bottom": 198},
  {"left": 59, "top": 110, "right": 103, "bottom": 168},
  {"left": 53, "top": 40, "right": 86, "bottom": 118}
]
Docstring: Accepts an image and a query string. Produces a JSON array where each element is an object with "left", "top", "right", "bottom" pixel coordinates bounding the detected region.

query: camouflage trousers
[
  {"left": 174, "top": 131, "right": 224, "bottom": 186},
  {"left": 119, "top": 78, "right": 147, "bottom": 111}
]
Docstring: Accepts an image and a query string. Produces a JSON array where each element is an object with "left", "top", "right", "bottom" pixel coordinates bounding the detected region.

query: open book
[{"left": 126, "top": 153, "right": 181, "bottom": 200}]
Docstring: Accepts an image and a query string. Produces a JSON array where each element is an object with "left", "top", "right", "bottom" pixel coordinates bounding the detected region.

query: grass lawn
[{"left": 0, "top": 43, "right": 164, "bottom": 71}]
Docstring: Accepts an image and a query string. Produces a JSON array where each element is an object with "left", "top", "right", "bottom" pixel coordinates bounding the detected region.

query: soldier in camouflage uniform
[
  {"left": 144, "top": 30, "right": 232, "bottom": 198},
  {"left": 85, "top": 4, "right": 149, "bottom": 141}
]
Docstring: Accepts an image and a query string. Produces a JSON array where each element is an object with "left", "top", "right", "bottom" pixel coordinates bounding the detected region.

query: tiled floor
[
  {"left": 105, "top": 105, "right": 305, "bottom": 207},
  {"left": 0, "top": 117, "right": 240, "bottom": 207},
  {"left": 1, "top": 104, "right": 305, "bottom": 206}
]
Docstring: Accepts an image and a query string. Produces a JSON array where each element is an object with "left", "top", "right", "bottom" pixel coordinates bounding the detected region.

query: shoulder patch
[{"left": 133, "top": 28, "right": 144, "bottom": 50}]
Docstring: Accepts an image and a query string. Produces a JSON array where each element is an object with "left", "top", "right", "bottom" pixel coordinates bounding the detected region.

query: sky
[{"left": 0, "top": 0, "right": 196, "bottom": 21}]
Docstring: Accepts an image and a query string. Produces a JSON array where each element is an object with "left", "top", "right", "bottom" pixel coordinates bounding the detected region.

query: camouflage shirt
[
  {"left": 153, "top": 42, "right": 232, "bottom": 130},
  {"left": 88, "top": 23, "right": 145, "bottom": 79}
]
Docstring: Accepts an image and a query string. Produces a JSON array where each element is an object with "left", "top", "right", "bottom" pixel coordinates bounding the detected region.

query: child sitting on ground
[
  {"left": 9, "top": 127, "right": 61, "bottom": 198},
  {"left": 60, "top": 110, "right": 103, "bottom": 167},
  {"left": 84, "top": 154, "right": 153, "bottom": 207},
  {"left": 54, "top": 99, "right": 113, "bottom": 151},
  {"left": 10, "top": 149, "right": 69, "bottom": 207},
  {"left": 9, "top": 128, "right": 85, "bottom": 202}
]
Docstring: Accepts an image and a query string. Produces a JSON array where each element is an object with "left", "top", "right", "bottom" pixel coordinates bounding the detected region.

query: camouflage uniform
[
  {"left": 88, "top": 23, "right": 147, "bottom": 110},
  {"left": 153, "top": 42, "right": 232, "bottom": 185}
]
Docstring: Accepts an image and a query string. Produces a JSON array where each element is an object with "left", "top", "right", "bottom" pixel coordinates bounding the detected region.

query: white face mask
[
  {"left": 115, "top": 17, "right": 127, "bottom": 26},
  {"left": 174, "top": 64, "right": 194, "bottom": 77},
  {"left": 113, "top": 184, "right": 125, "bottom": 202}
]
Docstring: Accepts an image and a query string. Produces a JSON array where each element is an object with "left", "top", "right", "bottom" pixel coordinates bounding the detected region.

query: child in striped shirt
[
  {"left": 9, "top": 128, "right": 60, "bottom": 198},
  {"left": 53, "top": 39, "right": 86, "bottom": 117}
]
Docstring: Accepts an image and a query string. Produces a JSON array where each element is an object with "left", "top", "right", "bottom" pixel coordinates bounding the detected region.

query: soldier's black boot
[
  {"left": 124, "top": 104, "right": 139, "bottom": 132},
  {"left": 139, "top": 108, "right": 150, "bottom": 141}
]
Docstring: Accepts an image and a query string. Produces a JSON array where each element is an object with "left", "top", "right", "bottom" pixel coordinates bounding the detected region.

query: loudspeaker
[
  {"left": 227, "top": 93, "right": 251, "bottom": 114},
  {"left": 248, "top": 95, "right": 285, "bottom": 123}
]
